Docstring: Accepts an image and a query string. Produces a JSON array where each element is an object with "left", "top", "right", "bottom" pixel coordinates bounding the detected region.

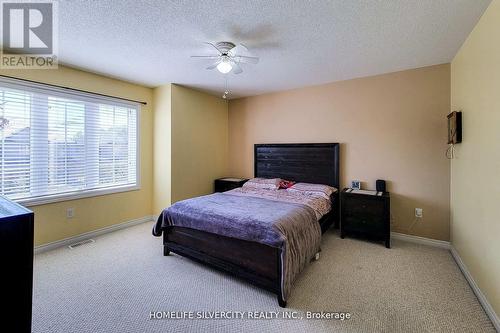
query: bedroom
[{"left": 0, "top": 0, "right": 498, "bottom": 332}]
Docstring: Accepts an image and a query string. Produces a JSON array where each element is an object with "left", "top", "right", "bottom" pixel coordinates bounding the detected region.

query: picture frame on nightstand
[{"left": 351, "top": 180, "right": 361, "bottom": 190}]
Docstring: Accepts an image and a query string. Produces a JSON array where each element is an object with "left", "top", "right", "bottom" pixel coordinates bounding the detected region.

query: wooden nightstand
[
  {"left": 340, "top": 188, "right": 391, "bottom": 248},
  {"left": 214, "top": 178, "right": 249, "bottom": 192}
]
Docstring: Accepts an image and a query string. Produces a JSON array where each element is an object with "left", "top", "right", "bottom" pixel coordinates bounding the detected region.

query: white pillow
[
  {"left": 243, "top": 177, "right": 281, "bottom": 190},
  {"left": 287, "top": 182, "right": 337, "bottom": 199}
]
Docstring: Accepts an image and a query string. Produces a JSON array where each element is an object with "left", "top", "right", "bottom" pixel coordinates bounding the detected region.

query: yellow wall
[
  {"left": 171, "top": 84, "right": 228, "bottom": 203},
  {"left": 0, "top": 71, "right": 228, "bottom": 242},
  {"left": 451, "top": 0, "right": 500, "bottom": 315},
  {"left": 0, "top": 66, "right": 154, "bottom": 246},
  {"left": 228, "top": 64, "right": 451, "bottom": 240},
  {"left": 152, "top": 84, "right": 171, "bottom": 215}
]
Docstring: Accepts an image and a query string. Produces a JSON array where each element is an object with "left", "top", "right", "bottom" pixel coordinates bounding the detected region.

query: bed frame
[{"left": 162, "top": 143, "right": 340, "bottom": 307}]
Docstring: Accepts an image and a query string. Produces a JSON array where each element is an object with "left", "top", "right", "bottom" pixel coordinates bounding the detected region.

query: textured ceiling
[{"left": 59, "top": 0, "right": 491, "bottom": 98}]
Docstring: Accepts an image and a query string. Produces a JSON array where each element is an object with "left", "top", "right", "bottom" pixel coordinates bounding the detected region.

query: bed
[{"left": 152, "top": 143, "right": 340, "bottom": 307}]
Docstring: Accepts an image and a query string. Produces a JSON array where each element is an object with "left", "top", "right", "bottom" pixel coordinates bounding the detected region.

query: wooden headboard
[{"left": 254, "top": 143, "right": 340, "bottom": 189}]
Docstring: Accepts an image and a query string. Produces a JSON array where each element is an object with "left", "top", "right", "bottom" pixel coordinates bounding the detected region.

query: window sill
[{"left": 16, "top": 184, "right": 141, "bottom": 207}]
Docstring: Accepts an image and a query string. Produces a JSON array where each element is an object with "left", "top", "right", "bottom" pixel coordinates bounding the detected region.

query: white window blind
[{"left": 0, "top": 77, "right": 139, "bottom": 205}]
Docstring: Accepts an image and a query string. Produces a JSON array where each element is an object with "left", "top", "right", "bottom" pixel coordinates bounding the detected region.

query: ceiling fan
[{"left": 191, "top": 41, "right": 259, "bottom": 74}]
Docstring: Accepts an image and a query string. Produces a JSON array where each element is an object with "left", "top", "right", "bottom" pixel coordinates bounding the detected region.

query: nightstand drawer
[
  {"left": 342, "top": 215, "right": 384, "bottom": 233},
  {"left": 342, "top": 197, "right": 384, "bottom": 218}
]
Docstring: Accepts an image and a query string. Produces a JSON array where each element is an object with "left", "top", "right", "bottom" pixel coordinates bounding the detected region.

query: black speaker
[{"left": 376, "top": 179, "right": 386, "bottom": 192}]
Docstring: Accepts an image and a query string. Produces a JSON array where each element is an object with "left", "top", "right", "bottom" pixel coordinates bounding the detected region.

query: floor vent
[{"left": 68, "top": 239, "right": 95, "bottom": 250}]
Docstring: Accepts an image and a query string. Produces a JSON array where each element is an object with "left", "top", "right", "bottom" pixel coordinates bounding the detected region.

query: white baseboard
[
  {"left": 450, "top": 247, "right": 500, "bottom": 332},
  {"left": 391, "top": 232, "right": 498, "bottom": 330},
  {"left": 34, "top": 215, "right": 154, "bottom": 254},
  {"left": 391, "top": 232, "right": 451, "bottom": 249}
]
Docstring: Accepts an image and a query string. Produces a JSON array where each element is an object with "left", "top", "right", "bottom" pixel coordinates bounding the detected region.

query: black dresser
[
  {"left": 0, "top": 196, "right": 34, "bottom": 332},
  {"left": 214, "top": 178, "right": 248, "bottom": 192},
  {"left": 340, "top": 188, "right": 390, "bottom": 248}
]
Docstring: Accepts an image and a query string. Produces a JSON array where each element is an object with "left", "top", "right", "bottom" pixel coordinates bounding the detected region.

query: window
[{"left": 0, "top": 77, "right": 139, "bottom": 205}]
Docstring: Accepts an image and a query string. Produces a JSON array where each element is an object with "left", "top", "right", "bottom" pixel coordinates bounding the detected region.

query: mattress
[{"left": 226, "top": 187, "right": 332, "bottom": 219}]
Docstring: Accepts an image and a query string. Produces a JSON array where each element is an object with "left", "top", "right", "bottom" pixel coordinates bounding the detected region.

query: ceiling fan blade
[
  {"left": 191, "top": 55, "right": 220, "bottom": 59},
  {"left": 229, "top": 43, "right": 249, "bottom": 56},
  {"left": 235, "top": 55, "right": 259, "bottom": 64},
  {"left": 204, "top": 42, "right": 223, "bottom": 54},
  {"left": 232, "top": 61, "right": 243, "bottom": 74},
  {"left": 206, "top": 60, "right": 221, "bottom": 70}
]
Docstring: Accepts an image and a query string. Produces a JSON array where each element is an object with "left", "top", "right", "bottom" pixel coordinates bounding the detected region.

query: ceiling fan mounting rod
[{"left": 215, "top": 41, "right": 236, "bottom": 53}]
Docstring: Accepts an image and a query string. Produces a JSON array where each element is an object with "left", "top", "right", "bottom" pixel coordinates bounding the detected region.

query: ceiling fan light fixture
[{"left": 217, "top": 57, "right": 233, "bottom": 74}]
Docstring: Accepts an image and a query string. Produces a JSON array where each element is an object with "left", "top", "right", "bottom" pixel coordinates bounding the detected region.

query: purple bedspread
[{"left": 152, "top": 192, "right": 322, "bottom": 300}]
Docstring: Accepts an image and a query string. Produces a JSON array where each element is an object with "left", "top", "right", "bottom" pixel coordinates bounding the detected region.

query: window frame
[{"left": 0, "top": 76, "right": 141, "bottom": 207}]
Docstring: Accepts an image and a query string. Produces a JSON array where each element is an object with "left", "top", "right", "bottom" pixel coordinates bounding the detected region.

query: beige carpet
[{"left": 33, "top": 222, "right": 495, "bottom": 333}]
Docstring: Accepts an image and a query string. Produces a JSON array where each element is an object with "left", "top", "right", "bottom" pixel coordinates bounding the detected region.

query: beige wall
[
  {"left": 153, "top": 84, "right": 172, "bottom": 214},
  {"left": 0, "top": 66, "right": 154, "bottom": 246},
  {"left": 228, "top": 64, "right": 451, "bottom": 240},
  {"left": 171, "top": 84, "right": 228, "bottom": 203},
  {"left": 451, "top": 0, "right": 500, "bottom": 316}
]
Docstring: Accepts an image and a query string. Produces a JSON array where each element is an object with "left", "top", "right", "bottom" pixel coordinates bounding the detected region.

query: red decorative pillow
[{"left": 279, "top": 180, "right": 296, "bottom": 189}]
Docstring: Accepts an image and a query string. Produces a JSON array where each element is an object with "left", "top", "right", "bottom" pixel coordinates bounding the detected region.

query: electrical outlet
[
  {"left": 66, "top": 208, "right": 75, "bottom": 219},
  {"left": 415, "top": 208, "right": 423, "bottom": 218}
]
